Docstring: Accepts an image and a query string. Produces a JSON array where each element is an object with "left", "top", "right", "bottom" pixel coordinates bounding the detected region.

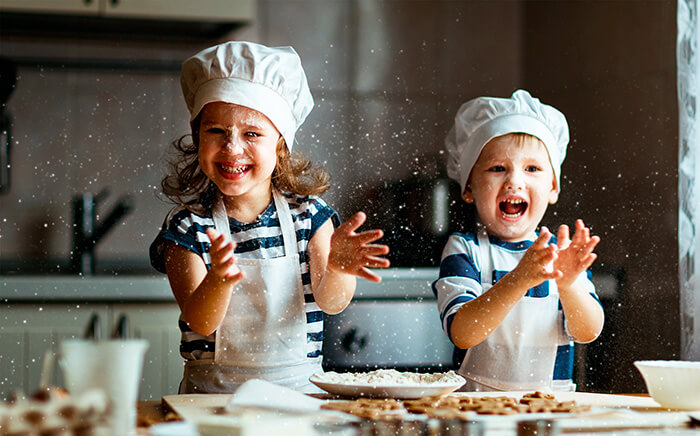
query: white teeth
[
  {"left": 220, "top": 164, "right": 248, "bottom": 174},
  {"left": 501, "top": 198, "right": 526, "bottom": 218}
]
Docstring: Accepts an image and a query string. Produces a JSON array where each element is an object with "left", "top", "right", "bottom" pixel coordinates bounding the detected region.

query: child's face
[
  {"left": 198, "top": 102, "right": 281, "bottom": 200},
  {"left": 463, "top": 134, "right": 558, "bottom": 242}
]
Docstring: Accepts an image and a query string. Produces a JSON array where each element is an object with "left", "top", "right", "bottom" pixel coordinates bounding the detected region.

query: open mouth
[
  {"left": 218, "top": 163, "right": 251, "bottom": 176},
  {"left": 499, "top": 198, "right": 528, "bottom": 218}
]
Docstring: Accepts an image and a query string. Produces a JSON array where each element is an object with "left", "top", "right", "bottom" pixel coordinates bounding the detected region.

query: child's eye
[
  {"left": 525, "top": 165, "right": 542, "bottom": 172},
  {"left": 244, "top": 131, "right": 262, "bottom": 138},
  {"left": 488, "top": 165, "right": 505, "bottom": 172},
  {"left": 206, "top": 128, "right": 225, "bottom": 134}
]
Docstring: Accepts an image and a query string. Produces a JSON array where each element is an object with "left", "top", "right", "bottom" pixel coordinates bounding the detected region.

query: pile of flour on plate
[{"left": 314, "top": 369, "right": 464, "bottom": 386}]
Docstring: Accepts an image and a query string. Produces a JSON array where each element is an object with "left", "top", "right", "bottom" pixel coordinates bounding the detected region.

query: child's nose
[
  {"left": 223, "top": 134, "right": 245, "bottom": 154},
  {"left": 504, "top": 170, "right": 524, "bottom": 189}
]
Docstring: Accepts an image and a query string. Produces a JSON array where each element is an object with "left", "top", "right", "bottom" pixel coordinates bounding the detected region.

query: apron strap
[
  {"left": 476, "top": 227, "right": 492, "bottom": 288},
  {"left": 212, "top": 192, "right": 231, "bottom": 243},
  {"left": 272, "top": 190, "right": 298, "bottom": 257},
  {"left": 212, "top": 189, "right": 298, "bottom": 257}
]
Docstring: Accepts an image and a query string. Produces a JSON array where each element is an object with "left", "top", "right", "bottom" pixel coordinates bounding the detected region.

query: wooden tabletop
[{"left": 137, "top": 400, "right": 181, "bottom": 427}]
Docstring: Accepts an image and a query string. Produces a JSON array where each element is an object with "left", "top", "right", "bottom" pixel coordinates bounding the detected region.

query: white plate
[{"left": 309, "top": 374, "right": 465, "bottom": 399}]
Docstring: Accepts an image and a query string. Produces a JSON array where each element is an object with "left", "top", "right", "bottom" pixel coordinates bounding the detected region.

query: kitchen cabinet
[
  {"left": 109, "top": 303, "right": 182, "bottom": 400},
  {"left": 0, "top": 303, "right": 110, "bottom": 400},
  {"left": 0, "top": 0, "right": 98, "bottom": 14},
  {"left": 0, "top": 302, "right": 182, "bottom": 401},
  {"left": 103, "top": 0, "right": 254, "bottom": 22},
  {"left": 0, "top": 0, "right": 255, "bottom": 21}
]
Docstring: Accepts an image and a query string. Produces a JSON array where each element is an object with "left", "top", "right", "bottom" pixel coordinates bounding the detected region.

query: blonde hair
[{"left": 160, "top": 115, "right": 330, "bottom": 212}]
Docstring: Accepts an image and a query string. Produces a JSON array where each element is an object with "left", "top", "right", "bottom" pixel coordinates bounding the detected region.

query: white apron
[
  {"left": 180, "top": 190, "right": 322, "bottom": 394},
  {"left": 459, "top": 228, "right": 561, "bottom": 392}
]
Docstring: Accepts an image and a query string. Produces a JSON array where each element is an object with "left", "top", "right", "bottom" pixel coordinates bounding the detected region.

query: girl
[{"left": 150, "top": 41, "right": 390, "bottom": 394}]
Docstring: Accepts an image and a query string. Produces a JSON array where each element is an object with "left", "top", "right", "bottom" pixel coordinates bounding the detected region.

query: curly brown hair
[{"left": 160, "top": 115, "right": 330, "bottom": 212}]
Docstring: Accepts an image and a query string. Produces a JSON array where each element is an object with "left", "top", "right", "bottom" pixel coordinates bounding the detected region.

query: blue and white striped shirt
[
  {"left": 432, "top": 231, "right": 600, "bottom": 384},
  {"left": 150, "top": 192, "right": 339, "bottom": 367}
]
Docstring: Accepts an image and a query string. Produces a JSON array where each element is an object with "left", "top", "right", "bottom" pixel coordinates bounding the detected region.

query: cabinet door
[
  {"left": 0, "top": 0, "right": 99, "bottom": 14},
  {"left": 103, "top": 0, "right": 254, "bottom": 21},
  {"left": 109, "top": 303, "right": 182, "bottom": 400},
  {"left": 0, "top": 303, "right": 109, "bottom": 400}
]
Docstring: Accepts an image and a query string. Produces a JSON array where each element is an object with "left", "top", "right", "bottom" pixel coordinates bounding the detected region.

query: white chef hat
[
  {"left": 180, "top": 41, "right": 314, "bottom": 150},
  {"left": 445, "top": 89, "right": 569, "bottom": 193}
]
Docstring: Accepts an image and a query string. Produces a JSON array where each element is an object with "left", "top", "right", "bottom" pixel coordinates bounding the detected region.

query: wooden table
[{"left": 137, "top": 400, "right": 180, "bottom": 427}]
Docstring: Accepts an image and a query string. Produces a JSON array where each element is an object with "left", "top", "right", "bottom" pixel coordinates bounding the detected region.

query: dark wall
[{"left": 523, "top": 0, "right": 679, "bottom": 392}]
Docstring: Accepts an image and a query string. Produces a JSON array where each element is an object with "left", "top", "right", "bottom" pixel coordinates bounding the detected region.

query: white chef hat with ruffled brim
[
  {"left": 180, "top": 41, "right": 314, "bottom": 150},
  {"left": 445, "top": 89, "right": 569, "bottom": 194}
]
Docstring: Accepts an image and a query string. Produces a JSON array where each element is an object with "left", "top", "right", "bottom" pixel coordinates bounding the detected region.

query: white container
[
  {"left": 60, "top": 339, "right": 149, "bottom": 435},
  {"left": 634, "top": 360, "right": 700, "bottom": 410}
]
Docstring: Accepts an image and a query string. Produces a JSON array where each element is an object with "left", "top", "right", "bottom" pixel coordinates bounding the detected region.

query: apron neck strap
[
  {"left": 212, "top": 189, "right": 298, "bottom": 256},
  {"left": 212, "top": 192, "right": 231, "bottom": 243},
  {"left": 271, "top": 189, "right": 297, "bottom": 254},
  {"left": 476, "top": 227, "right": 492, "bottom": 287}
]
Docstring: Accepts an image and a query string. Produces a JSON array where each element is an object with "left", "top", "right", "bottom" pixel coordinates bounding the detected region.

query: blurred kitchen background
[{"left": 0, "top": 0, "right": 680, "bottom": 396}]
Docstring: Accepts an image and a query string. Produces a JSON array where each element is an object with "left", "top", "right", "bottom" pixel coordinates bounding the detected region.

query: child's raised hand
[
  {"left": 553, "top": 219, "right": 600, "bottom": 290},
  {"left": 205, "top": 227, "right": 243, "bottom": 284},
  {"left": 328, "top": 212, "right": 390, "bottom": 283},
  {"left": 511, "top": 227, "right": 562, "bottom": 289}
]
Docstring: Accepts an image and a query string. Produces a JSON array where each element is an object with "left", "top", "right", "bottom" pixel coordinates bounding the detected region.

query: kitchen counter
[
  {"left": 0, "top": 267, "right": 439, "bottom": 302},
  {"left": 0, "top": 275, "right": 174, "bottom": 302}
]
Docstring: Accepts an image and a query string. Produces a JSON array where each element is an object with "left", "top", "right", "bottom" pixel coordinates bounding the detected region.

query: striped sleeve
[
  {"left": 432, "top": 233, "right": 483, "bottom": 343},
  {"left": 149, "top": 207, "right": 213, "bottom": 273}
]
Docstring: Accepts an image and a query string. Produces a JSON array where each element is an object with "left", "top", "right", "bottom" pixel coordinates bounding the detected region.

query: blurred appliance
[
  {"left": 322, "top": 268, "right": 455, "bottom": 372},
  {"left": 368, "top": 176, "right": 475, "bottom": 268}
]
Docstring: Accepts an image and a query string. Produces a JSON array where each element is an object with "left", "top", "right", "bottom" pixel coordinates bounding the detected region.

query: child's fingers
[
  {"left": 361, "top": 243, "right": 390, "bottom": 256},
  {"left": 225, "top": 263, "right": 242, "bottom": 280},
  {"left": 543, "top": 269, "right": 564, "bottom": 281},
  {"left": 211, "top": 239, "right": 235, "bottom": 258},
  {"left": 206, "top": 227, "right": 225, "bottom": 247},
  {"left": 354, "top": 229, "right": 385, "bottom": 245},
  {"left": 576, "top": 253, "right": 598, "bottom": 271},
  {"left": 579, "top": 235, "right": 600, "bottom": 256},
  {"left": 210, "top": 241, "right": 236, "bottom": 272},
  {"left": 363, "top": 256, "right": 391, "bottom": 269},
  {"left": 572, "top": 219, "right": 592, "bottom": 244},
  {"left": 224, "top": 271, "right": 244, "bottom": 284},
  {"left": 357, "top": 266, "right": 382, "bottom": 283},
  {"left": 557, "top": 225, "right": 570, "bottom": 249},
  {"left": 533, "top": 227, "right": 551, "bottom": 248},
  {"left": 337, "top": 211, "right": 367, "bottom": 234}
]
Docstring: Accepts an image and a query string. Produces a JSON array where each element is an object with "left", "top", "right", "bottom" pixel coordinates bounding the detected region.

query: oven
[{"left": 322, "top": 268, "right": 455, "bottom": 373}]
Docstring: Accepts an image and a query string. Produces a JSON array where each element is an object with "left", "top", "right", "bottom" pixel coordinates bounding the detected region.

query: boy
[{"left": 434, "top": 90, "right": 604, "bottom": 391}]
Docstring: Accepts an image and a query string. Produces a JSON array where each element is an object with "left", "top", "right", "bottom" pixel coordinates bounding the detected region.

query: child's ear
[
  {"left": 462, "top": 185, "right": 474, "bottom": 204},
  {"left": 548, "top": 181, "right": 559, "bottom": 204}
]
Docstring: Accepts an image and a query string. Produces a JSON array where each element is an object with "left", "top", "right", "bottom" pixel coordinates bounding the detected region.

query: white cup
[{"left": 58, "top": 339, "right": 149, "bottom": 435}]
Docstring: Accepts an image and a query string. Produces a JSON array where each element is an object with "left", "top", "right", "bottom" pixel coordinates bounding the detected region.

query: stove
[{"left": 322, "top": 268, "right": 454, "bottom": 372}]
